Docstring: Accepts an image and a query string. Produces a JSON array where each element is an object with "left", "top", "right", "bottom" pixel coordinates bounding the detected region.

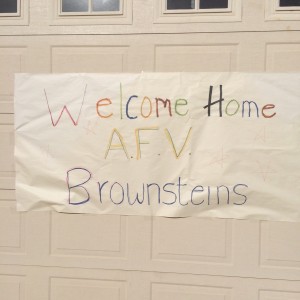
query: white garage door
[{"left": 0, "top": 0, "right": 300, "bottom": 299}]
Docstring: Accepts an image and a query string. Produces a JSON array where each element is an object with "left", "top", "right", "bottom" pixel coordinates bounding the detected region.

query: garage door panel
[
  {"left": 259, "top": 290, "right": 300, "bottom": 300},
  {"left": 260, "top": 221, "right": 300, "bottom": 269},
  {"left": 266, "top": 43, "right": 300, "bottom": 72},
  {"left": 0, "top": 274, "right": 25, "bottom": 300},
  {"left": 151, "top": 217, "right": 232, "bottom": 264},
  {"left": 50, "top": 277, "right": 127, "bottom": 300},
  {"left": 0, "top": 125, "right": 14, "bottom": 172},
  {"left": 0, "top": 200, "right": 25, "bottom": 254},
  {"left": 151, "top": 283, "right": 232, "bottom": 300},
  {"left": 155, "top": 44, "right": 238, "bottom": 72},
  {"left": 0, "top": 124, "right": 15, "bottom": 190},
  {"left": 0, "top": 47, "right": 27, "bottom": 114},
  {"left": 50, "top": 213, "right": 127, "bottom": 257},
  {"left": 51, "top": 46, "right": 129, "bottom": 73}
]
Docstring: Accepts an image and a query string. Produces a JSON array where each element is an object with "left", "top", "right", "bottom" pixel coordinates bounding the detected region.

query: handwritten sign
[{"left": 14, "top": 73, "right": 300, "bottom": 221}]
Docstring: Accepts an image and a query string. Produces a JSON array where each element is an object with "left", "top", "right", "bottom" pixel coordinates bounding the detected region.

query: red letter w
[{"left": 44, "top": 84, "right": 87, "bottom": 127}]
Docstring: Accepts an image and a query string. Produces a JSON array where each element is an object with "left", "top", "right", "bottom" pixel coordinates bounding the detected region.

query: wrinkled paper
[{"left": 14, "top": 73, "right": 300, "bottom": 221}]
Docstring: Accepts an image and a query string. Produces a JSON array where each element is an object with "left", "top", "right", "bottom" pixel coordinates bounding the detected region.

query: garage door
[{"left": 0, "top": 0, "right": 300, "bottom": 299}]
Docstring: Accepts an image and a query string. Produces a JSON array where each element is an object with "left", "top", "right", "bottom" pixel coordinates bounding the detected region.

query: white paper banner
[{"left": 14, "top": 73, "right": 300, "bottom": 221}]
